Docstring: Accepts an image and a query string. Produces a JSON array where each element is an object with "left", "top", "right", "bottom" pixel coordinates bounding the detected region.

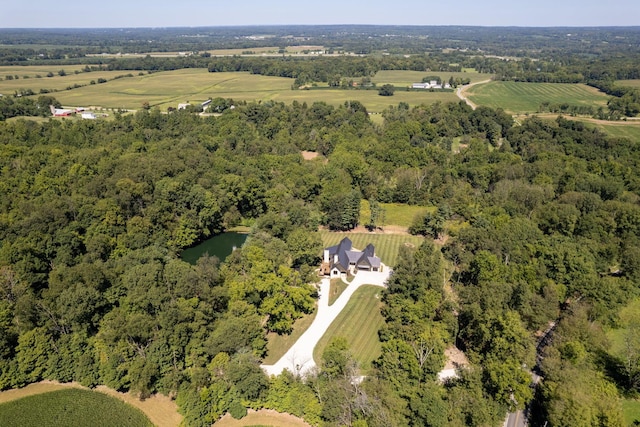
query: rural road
[
  {"left": 456, "top": 79, "right": 492, "bottom": 110},
  {"left": 504, "top": 410, "right": 526, "bottom": 427},
  {"left": 261, "top": 268, "right": 390, "bottom": 377}
]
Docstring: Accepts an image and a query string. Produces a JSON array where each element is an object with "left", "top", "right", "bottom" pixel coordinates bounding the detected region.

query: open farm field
[
  {"left": 372, "top": 69, "right": 490, "bottom": 87},
  {"left": 276, "top": 88, "right": 456, "bottom": 112},
  {"left": 616, "top": 79, "right": 640, "bottom": 88},
  {"left": 0, "top": 70, "right": 136, "bottom": 98},
  {"left": 0, "top": 64, "right": 91, "bottom": 78},
  {"left": 0, "top": 388, "right": 152, "bottom": 427},
  {"left": 313, "top": 285, "right": 385, "bottom": 372},
  {"left": 319, "top": 231, "right": 423, "bottom": 267},
  {"left": 40, "top": 68, "right": 457, "bottom": 112},
  {"left": 50, "top": 69, "right": 290, "bottom": 109},
  {"left": 0, "top": 64, "right": 145, "bottom": 101},
  {"left": 214, "top": 409, "right": 312, "bottom": 427},
  {"left": 466, "top": 81, "right": 609, "bottom": 114}
]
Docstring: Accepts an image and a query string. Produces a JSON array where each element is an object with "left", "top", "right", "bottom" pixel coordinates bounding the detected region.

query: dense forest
[{"left": 1, "top": 95, "right": 639, "bottom": 425}]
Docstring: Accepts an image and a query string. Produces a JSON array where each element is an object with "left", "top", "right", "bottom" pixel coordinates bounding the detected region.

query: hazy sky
[{"left": 3, "top": 0, "right": 639, "bottom": 28}]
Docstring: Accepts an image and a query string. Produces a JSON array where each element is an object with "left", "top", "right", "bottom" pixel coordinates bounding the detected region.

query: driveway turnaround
[{"left": 261, "top": 268, "right": 390, "bottom": 377}]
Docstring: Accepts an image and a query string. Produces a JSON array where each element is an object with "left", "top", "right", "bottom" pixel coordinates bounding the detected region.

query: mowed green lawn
[
  {"left": 372, "top": 70, "right": 491, "bottom": 87},
  {"left": 319, "top": 231, "right": 423, "bottom": 267},
  {"left": 0, "top": 388, "right": 152, "bottom": 427},
  {"left": 313, "top": 285, "right": 385, "bottom": 372},
  {"left": 466, "top": 81, "right": 609, "bottom": 114},
  {"left": 6, "top": 67, "right": 459, "bottom": 113}
]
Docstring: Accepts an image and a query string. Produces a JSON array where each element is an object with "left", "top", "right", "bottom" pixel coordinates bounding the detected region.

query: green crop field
[
  {"left": 372, "top": 70, "right": 491, "bottom": 87},
  {"left": 0, "top": 388, "right": 152, "bottom": 427},
  {"left": 319, "top": 231, "right": 423, "bottom": 267},
  {"left": 313, "top": 285, "right": 385, "bottom": 372},
  {"left": 466, "top": 81, "right": 609, "bottom": 114}
]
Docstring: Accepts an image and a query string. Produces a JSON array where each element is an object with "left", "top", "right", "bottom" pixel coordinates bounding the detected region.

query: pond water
[{"left": 181, "top": 232, "right": 248, "bottom": 265}]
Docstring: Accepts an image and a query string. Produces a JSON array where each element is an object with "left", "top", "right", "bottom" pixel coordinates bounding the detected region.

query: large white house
[{"left": 322, "top": 237, "right": 381, "bottom": 277}]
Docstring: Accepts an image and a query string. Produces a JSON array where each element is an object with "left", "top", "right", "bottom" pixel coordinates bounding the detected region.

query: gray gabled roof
[{"left": 328, "top": 238, "right": 381, "bottom": 272}]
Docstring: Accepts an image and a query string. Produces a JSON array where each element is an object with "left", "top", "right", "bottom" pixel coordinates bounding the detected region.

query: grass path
[{"left": 0, "top": 381, "right": 182, "bottom": 427}]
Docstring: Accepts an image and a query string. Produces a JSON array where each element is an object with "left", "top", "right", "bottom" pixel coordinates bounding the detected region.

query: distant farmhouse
[
  {"left": 321, "top": 237, "right": 382, "bottom": 277},
  {"left": 49, "top": 105, "right": 75, "bottom": 117},
  {"left": 411, "top": 80, "right": 451, "bottom": 90}
]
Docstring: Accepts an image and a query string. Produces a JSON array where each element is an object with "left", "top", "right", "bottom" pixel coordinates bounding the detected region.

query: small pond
[{"left": 181, "top": 232, "right": 248, "bottom": 265}]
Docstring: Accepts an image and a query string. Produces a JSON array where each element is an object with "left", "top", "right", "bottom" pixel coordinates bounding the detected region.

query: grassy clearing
[
  {"left": 214, "top": 409, "right": 311, "bottom": 427},
  {"left": 623, "top": 398, "right": 640, "bottom": 425},
  {"left": 381, "top": 202, "right": 434, "bottom": 228},
  {"left": 372, "top": 70, "right": 490, "bottom": 87},
  {"left": 616, "top": 79, "right": 640, "bottom": 88},
  {"left": 313, "top": 285, "right": 385, "bottom": 372},
  {"left": 466, "top": 81, "right": 609, "bottom": 114},
  {"left": 0, "top": 388, "right": 152, "bottom": 427},
  {"left": 522, "top": 114, "right": 640, "bottom": 141},
  {"left": 263, "top": 310, "right": 318, "bottom": 365},
  {"left": 329, "top": 278, "right": 349, "bottom": 306},
  {"left": 360, "top": 200, "right": 434, "bottom": 228},
  {"left": 589, "top": 121, "right": 640, "bottom": 140},
  {"left": 319, "top": 231, "right": 423, "bottom": 267}
]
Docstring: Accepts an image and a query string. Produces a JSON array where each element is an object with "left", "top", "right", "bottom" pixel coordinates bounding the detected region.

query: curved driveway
[
  {"left": 456, "top": 79, "right": 491, "bottom": 110},
  {"left": 261, "top": 268, "right": 390, "bottom": 377}
]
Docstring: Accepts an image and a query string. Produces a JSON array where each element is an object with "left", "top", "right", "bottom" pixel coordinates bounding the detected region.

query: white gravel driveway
[{"left": 261, "top": 267, "right": 390, "bottom": 377}]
